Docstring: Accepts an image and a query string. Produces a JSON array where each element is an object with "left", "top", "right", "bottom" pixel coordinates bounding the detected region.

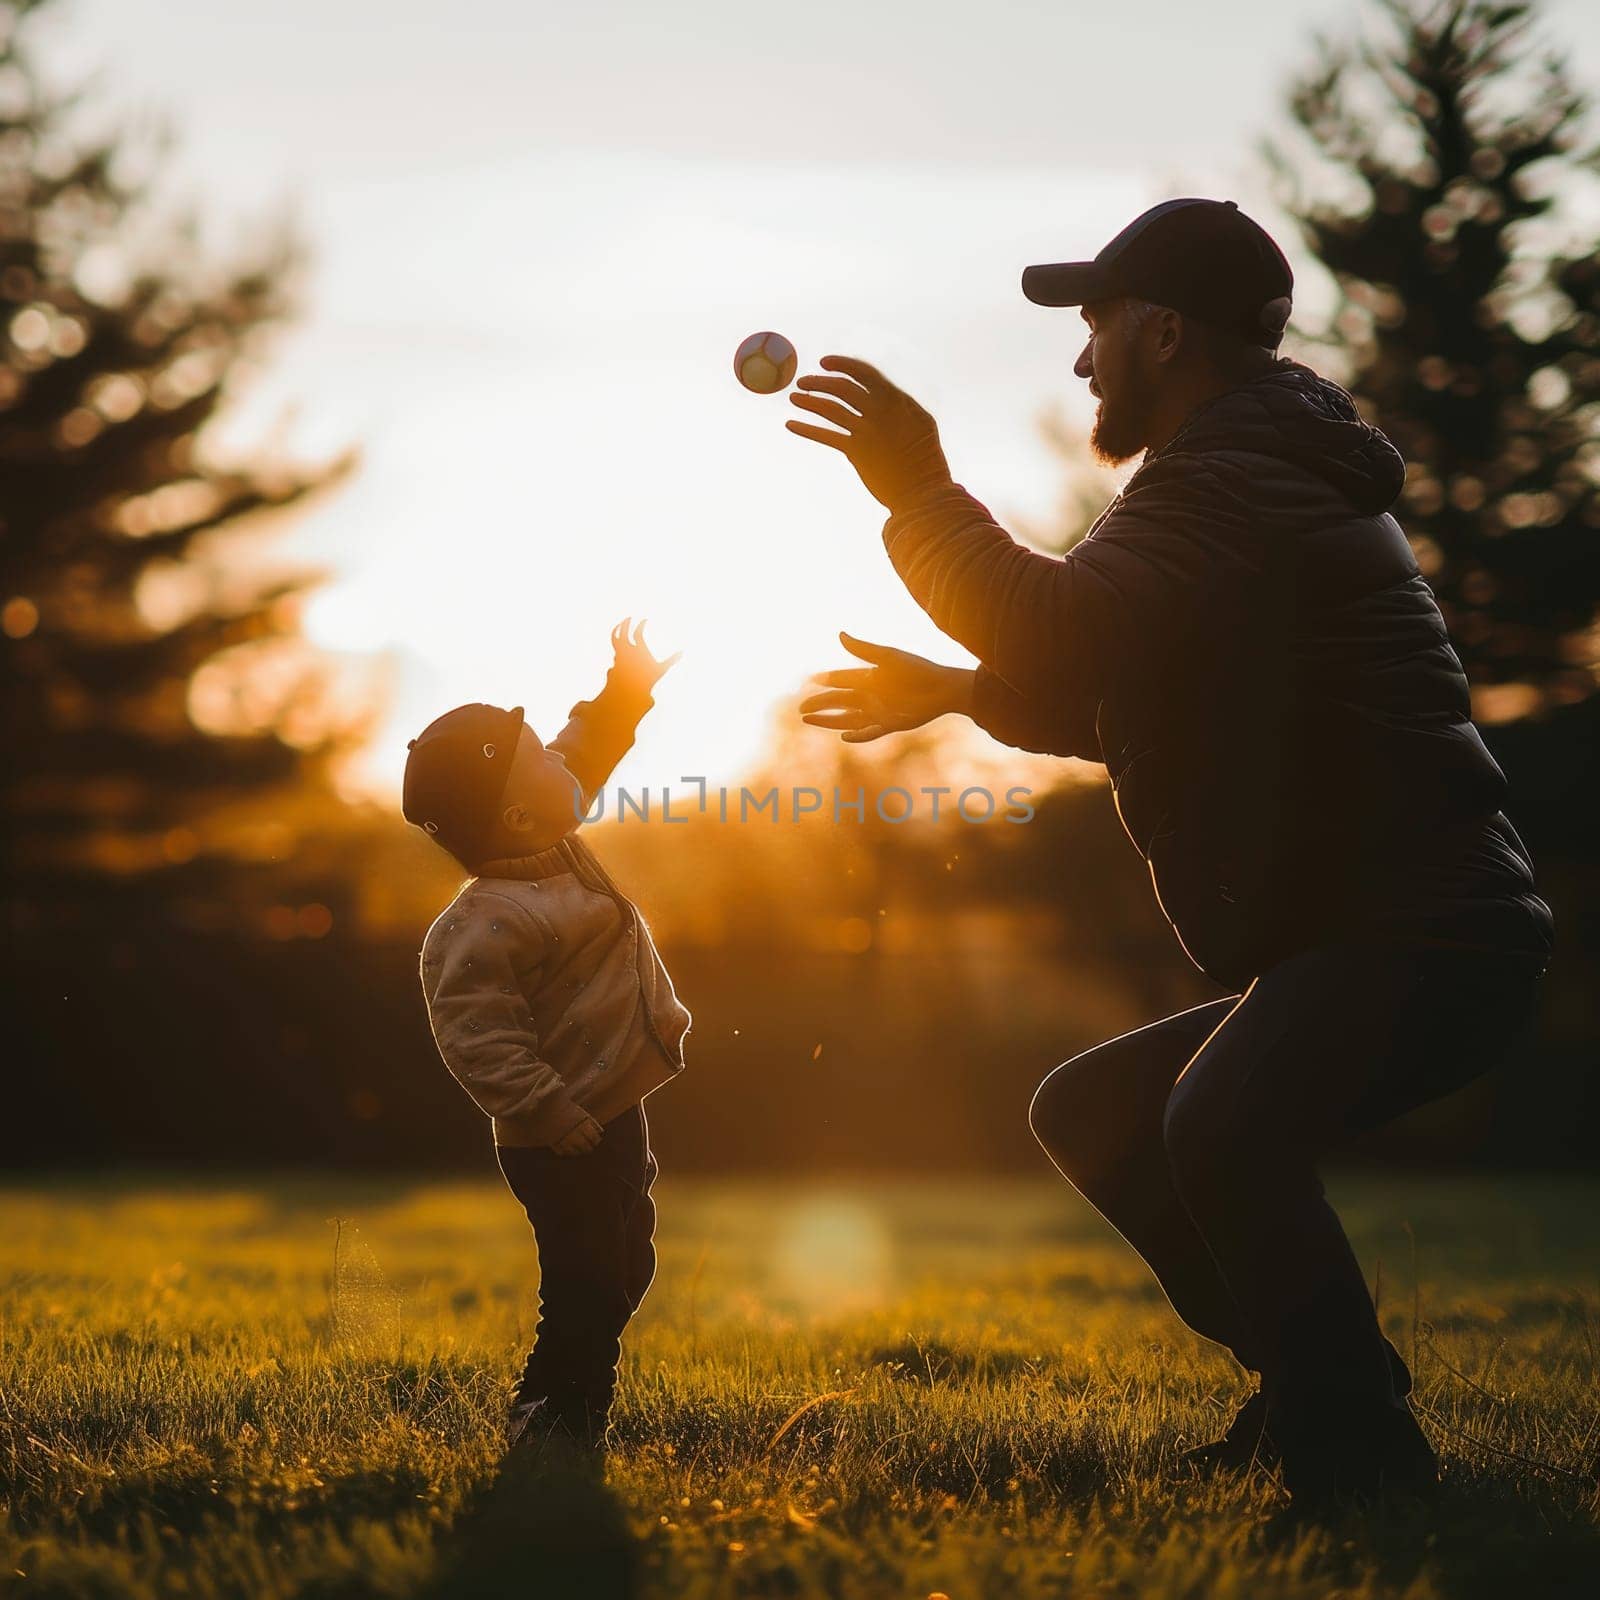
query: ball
[{"left": 734, "top": 330, "right": 797, "bottom": 394}]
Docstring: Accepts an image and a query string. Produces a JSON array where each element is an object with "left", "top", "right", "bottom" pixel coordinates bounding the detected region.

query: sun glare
[
  {"left": 249, "top": 153, "right": 1144, "bottom": 798},
  {"left": 771, "top": 1195, "right": 893, "bottom": 1313}
]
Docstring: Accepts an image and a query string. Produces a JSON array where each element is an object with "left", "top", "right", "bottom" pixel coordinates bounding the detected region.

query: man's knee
[
  {"left": 1035, "top": 1000, "right": 1239, "bottom": 1177},
  {"left": 1028, "top": 1057, "right": 1105, "bottom": 1182}
]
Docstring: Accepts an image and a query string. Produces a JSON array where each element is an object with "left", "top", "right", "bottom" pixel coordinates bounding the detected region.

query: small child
[{"left": 402, "top": 619, "right": 689, "bottom": 1453}]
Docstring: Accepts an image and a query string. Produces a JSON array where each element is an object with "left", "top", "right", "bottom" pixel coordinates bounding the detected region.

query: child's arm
[
  {"left": 548, "top": 618, "right": 680, "bottom": 808},
  {"left": 422, "top": 896, "right": 600, "bottom": 1152}
]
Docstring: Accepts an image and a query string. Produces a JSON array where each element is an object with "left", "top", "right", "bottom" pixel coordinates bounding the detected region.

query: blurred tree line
[
  {"left": 1266, "top": 0, "right": 1600, "bottom": 1154},
  {"left": 1269, "top": 0, "right": 1600, "bottom": 837},
  {"left": 0, "top": 0, "right": 374, "bottom": 940},
  {"left": 5, "top": 0, "right": 1595, "bottom": 1172}
]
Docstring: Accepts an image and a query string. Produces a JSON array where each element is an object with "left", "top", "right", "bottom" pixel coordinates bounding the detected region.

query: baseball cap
[
  {"left": 402, "top": 702, "right": 525, "bottom": 863},
  {"left": 1021, "top": 198, "right": 1294, "bottom": 349}
]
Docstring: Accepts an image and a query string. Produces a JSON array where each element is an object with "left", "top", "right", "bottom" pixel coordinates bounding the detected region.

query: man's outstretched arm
[
  {"left": 968, "top": 662, "right": 1102, "bottom": 759},
  {"left": 785, "top": 352, "right": 1262, "bottom": 734},
  {"left": 801, "top": 633, "right": 1100, "bottom": 759},
  {"left": 784, "top": 352, "right": 1115, "bottom": 724},
  {"left": 881, "top": 481, "right": 1108, "bottom": 708}
]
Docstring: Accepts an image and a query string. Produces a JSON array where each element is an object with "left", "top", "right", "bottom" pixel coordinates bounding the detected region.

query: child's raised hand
[{"left": 609, "top": 617, "right": 681, "bottom": 694}]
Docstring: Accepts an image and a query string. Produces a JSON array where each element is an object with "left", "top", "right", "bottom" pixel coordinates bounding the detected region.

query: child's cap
[{"left": 402, "top": 702, "right": 526, "bottom": 863}]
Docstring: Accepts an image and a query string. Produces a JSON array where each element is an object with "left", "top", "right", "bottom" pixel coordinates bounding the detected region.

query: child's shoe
[{"left": 506, "top": 1395, "right": 610, "bottom": 1459}]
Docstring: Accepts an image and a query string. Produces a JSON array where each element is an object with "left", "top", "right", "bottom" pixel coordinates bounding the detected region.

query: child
[{"left": 402, "top": 619, "right": 690, "bottom": 1453}]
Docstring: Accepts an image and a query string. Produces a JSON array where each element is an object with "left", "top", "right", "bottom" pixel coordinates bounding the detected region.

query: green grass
[{"left": 1, "top": 1172, "right": 1596, "bottom": 1599}]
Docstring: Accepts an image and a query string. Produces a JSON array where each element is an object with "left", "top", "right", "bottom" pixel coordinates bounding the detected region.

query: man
[{"left": 789, "top": 198, "right": 1553, "bottom": 1505}]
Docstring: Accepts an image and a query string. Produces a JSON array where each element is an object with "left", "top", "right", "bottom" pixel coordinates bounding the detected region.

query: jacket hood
[{"left": 1157, "top": 361, "right": 1406, "bottom": 516}]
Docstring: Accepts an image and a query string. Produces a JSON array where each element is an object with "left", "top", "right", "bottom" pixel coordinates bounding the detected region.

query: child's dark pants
[{"left": 496, "top": 1105, "right": 657, "bottom": 1441}]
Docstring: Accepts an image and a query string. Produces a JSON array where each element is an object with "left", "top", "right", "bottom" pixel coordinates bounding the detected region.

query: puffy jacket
[
  {"left": 884, "top": 361, "right": 1553, "bottom": 987},
  {"left": 422, "top": 837, "right": 690, "bottom": 1147},
  {"left": 419, "top": 669, "right": 691, "bottom": 1146}
]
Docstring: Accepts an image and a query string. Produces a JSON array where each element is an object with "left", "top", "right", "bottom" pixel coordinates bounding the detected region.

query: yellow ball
[{"left": 734, "top": 330, "right": 797, "bottom": 394}]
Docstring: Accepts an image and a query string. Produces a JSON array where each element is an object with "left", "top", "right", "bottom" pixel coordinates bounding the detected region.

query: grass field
[{"left": 1, "top": 1172, "right": 1596, "bottom": 1599}]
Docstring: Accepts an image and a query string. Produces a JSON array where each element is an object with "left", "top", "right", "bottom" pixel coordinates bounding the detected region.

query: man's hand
[
  {"left": 550, "top": 1111, "right": 604, "bottom": 1156},
  {"left": 608, "top": 617, "right": 681, "bottom": 697},
  {"left": 785, "top": 355, "right": 953, "bottom": 512},
  {"left": 800, "top": 632, "right": 975, "bottom": 743}
]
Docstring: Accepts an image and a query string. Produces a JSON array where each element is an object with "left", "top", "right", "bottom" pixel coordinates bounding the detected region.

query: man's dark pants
[
  {"left": 496, "top": 1105, "right": 657, "bottom": 1440},
  {"left": 1028, "top": 939, "right": 1537, "bottom": 1492}
]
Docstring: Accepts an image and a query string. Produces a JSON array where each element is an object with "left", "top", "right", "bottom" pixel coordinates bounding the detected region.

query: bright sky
[{"left": 43, "top": 0, "right": 1600, "bottom": 793}]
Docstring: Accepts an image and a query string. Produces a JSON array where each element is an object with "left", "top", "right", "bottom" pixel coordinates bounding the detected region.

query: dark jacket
[{"left": 884, "top": 362, "right": 1553, "bottom": 987}]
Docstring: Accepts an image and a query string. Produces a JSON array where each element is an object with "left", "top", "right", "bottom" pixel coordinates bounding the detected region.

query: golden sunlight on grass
[{"left": 3, "top": 1175, "right": 1597, "bottom": 1598}]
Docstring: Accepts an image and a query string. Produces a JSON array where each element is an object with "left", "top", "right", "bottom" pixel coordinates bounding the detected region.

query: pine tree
[
  {"left": 1268, "top": 0, "right": 1600, "bottom": 752},
  {"left": 0, "top": 0, "right": 357, "bottom": 924}
]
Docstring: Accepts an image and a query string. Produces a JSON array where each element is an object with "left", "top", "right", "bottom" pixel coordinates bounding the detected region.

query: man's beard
[{"left": 1089, "top": 381, "right": 1152, "bottom": 467}]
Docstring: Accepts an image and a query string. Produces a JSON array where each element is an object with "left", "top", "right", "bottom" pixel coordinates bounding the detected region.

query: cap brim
[{"left": 1021, "top": 261, "right": 1115, "bottom": 307}]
